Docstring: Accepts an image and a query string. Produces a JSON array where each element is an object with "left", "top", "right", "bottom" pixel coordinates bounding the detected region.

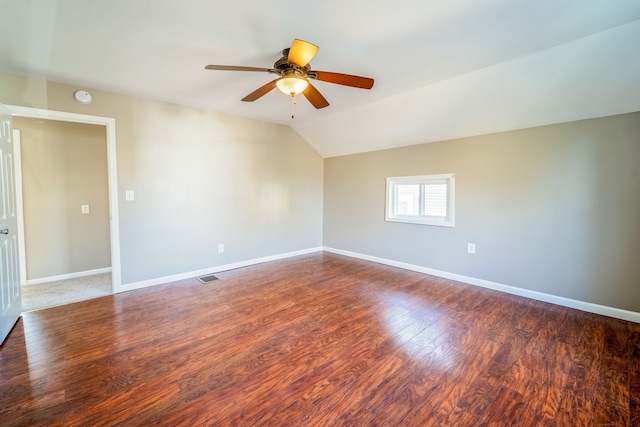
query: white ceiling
[{"left": 2, "top": 1, "right": 640, "bottom": 157}]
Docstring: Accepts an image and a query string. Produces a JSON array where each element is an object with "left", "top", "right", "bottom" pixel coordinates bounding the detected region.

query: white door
[{"left": 0, "top": 104, "right": 21, "bottom": 344}]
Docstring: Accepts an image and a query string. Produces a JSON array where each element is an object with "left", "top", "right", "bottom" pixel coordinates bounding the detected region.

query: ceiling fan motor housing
[{"left": 274, "top": 48, "right": 311, "bottom": 76}]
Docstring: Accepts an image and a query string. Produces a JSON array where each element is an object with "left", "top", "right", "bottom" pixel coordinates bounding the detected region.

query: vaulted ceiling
[{"left": 2, "top": 1, "right": 640, "bottom": 157}]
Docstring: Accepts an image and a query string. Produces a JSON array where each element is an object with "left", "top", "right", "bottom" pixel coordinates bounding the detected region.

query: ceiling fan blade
[
  {"left": 288, "top": 39, "right": 319, "bottom": 67},
  {"left": 302, "top": 82, "right": 329, "bottom": 109},
  {"left": 205, "top": 65, "right": 273, "bottom": 72},
  {"left": 312, "top": 71, "right": 374, "bottom": 89},
  {"left": 241, "top": 79, "right": 278, "bottom": 102}
]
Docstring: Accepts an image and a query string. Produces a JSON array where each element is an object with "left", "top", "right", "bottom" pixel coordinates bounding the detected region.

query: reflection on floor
[{"left": 21, "top": 273, "right": 112, "bottom": 312}]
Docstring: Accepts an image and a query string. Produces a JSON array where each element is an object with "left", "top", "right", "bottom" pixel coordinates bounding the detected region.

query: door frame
[{"left": 7, "top": 105, "right": 122, "bottom": 293}]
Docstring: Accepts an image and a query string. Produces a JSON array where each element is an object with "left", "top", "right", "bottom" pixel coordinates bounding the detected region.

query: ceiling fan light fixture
[
  {"left": 205, "top": 38, "right": 373, "bottom": 110},
  {"left": 276, "top": 76, "right": 308, "bottom": 95}
]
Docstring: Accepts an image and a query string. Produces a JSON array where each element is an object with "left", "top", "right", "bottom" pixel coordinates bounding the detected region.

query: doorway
[
  {"left": 15, "top": 120, "right": 111, "bottom": 311},
  {"left": 7, "top": 105, "right": 122, "bottom": 299}
]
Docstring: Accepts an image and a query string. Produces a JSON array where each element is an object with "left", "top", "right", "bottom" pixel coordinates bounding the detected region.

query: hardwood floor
[{"left": 1, "top": 252, "right": 638, "bottom": 426}]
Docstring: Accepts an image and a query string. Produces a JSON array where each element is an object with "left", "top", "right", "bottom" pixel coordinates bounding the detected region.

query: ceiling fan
[{"left": 205, "top": 39, "right": 374, "bottom": 111}]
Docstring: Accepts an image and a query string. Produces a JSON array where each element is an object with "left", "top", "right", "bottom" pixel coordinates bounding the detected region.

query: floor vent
[{"left": 197, "top": 274, "right": 220, "bottom": 284}]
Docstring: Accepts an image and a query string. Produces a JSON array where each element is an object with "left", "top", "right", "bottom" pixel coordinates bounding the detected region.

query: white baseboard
[
  {"left": 120, "top": 247, "right": 323, "bottom": 292},
  {"left": 323, "top": 247, "right": 640, "bottom": 324},
  {"left": 25, "top": 267, "right": 112, "bottom": 286}
]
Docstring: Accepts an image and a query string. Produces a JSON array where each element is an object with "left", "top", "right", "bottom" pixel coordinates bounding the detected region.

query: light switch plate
[{"left": 125, "top": 190, "right": 135, "bottom": 201}]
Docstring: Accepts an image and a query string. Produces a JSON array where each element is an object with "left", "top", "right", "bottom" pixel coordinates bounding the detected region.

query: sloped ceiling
[{"left": 2, "top": 1, "right": 640, "bottom": 157}]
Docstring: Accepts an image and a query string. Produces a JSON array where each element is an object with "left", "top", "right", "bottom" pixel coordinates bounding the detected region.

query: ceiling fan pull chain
[{"left": 291, "top": 94, "right": 297, "bottom": 119}]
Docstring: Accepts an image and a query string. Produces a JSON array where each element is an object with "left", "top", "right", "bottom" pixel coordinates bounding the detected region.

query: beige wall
[
  {"left": 4, "top": 72, "right": 638, "bottom": 314},
  {"left": 324, "top": 112, "right": 640, "bottom": 313},
  {"left": 14, "top": 117, "right": 111, "bottom": 279},
  {"left": 1, "top": 73, "right": 324, "bottom": 284}
]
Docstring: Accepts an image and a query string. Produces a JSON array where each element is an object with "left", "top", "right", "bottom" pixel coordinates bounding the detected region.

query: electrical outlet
[
  {"left": 218, "top": 244, "right": 225, "bottom": 253},
  {"left": 467, "top": 243, "right": 476, "bottom": 254},
  {"left": 81, "top": 205, "right": 90, "bottom": 214}
]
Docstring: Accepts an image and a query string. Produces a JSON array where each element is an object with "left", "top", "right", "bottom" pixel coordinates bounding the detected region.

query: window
[{"left": 385, "top": 174, "right": 455, "bottom": 227}]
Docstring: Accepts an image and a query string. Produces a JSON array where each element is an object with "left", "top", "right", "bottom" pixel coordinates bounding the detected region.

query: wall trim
[
  {"left": 25, "top": 267, "right": 112, "bottom": 286},
  {"left": 121, "top": 247, "right": 323, "bottom": 292},
  {"left": 323, "top": 247, "right": 640, "bottom": 324}
]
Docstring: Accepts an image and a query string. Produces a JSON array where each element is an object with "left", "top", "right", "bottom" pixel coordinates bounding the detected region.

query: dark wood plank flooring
[{"left": 1, "top": 252, "right": 638, "bottom": 426}]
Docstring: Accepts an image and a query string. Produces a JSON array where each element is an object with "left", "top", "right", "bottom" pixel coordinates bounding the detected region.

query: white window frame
[{"left": 385, "top": 173, "right": 455, "bottom": 227}]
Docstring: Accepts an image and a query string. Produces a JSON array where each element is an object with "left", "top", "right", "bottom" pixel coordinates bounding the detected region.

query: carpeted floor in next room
[{"left": 20, "top": 273, "right": 112, "bottom": 312}]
